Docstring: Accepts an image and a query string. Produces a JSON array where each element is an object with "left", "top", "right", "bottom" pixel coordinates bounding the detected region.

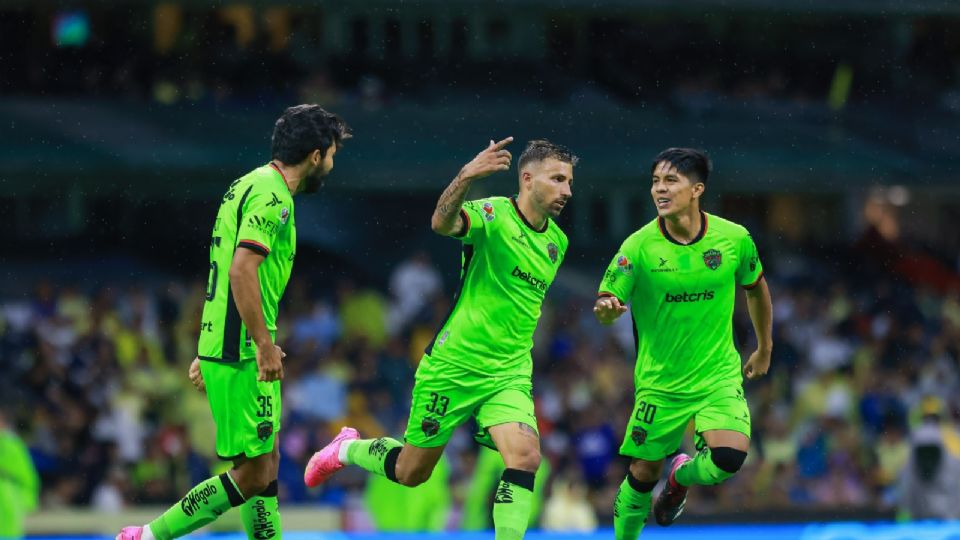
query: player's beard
[
  {"left": 535, "top": 188, "right": 566, "bottom": 218},
  {"left": 300, "top": 167, "right": 326, "bottom": 194}
]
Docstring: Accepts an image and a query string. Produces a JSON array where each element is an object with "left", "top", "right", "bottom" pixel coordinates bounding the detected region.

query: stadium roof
[{"left": 1, "top": 97, "right": 955, "bottom": 198}]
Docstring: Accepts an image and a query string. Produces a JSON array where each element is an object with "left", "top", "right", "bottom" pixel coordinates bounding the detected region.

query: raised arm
[{"left": 431, "top": 137, "right": 513, "bottom": 237}]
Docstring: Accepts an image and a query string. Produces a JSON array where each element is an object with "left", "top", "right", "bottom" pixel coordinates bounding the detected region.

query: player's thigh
[
  {"left": 487, "top": 421, "right": 540, "bottom": 471},
  {"left": 619, "top": 391, "right": 691, "bottom": 461},
  {"left": 474, "top": 381, "right": 539, "bottom": 456},
  {"left": 200, "top": 359, "right": 281, "bottom": 461},
  {"left": 629, "top": 458, "right": 665, "bottom": 482},
  {"left": 693, "top": 385, "right": 751, "bottom": 451},
  {"left": 403, "top": 356, "right": 481, "bottom": 448}
]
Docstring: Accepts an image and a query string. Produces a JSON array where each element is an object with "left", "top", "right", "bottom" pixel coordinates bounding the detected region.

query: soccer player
[
  {"left": 117, "top": 104, "right": 350, "bottom": 540},
  {"left": 593, "top": 148, "right": 772, "bottom": 539},
  {"left": 305, "top": 138, "right": 576, "bottom": 540}
]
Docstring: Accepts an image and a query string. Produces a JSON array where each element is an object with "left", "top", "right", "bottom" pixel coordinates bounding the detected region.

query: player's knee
[
  {"left": 232, "top": 468, "right": 272, "bottom": 498},
  {"left": 629, "top": 459, "right": 662, "bottom": 483},
  {"left": 397, "top": 467, "right": 432, "bottom": 487},
  {"left": 506, "top": 446, "right": 541, "bottom": 472},
  {"left": 710, "top": 446, "right": 747, "bottom": 474}
]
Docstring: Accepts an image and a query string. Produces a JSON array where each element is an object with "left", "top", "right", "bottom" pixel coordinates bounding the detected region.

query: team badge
[
  {"left": 616, "top": 255, "right": 633, "bottom": 275},
  {"left": 749, "top": 256, "right": 758, "bottom": 272},
  {"left": 482, "top": 202, "right": 496, "bottom": 222},
  {"left": 421, "top": 416, "right": 440, "bottom": 437},
  {"left": 257, "top": 421, "right": 273, "bottom": 441},
  {"left": 631, "top": 426, "right": 647, "bottom": 446},
  {"left": 279, "top": 207, "right": 290, "bottom": 225},
  {"left": 547, "top": 243, "right": 558, "bottom": 263},
  {"left": 703, "top": 249, "right": 722, "bottom": 270}
]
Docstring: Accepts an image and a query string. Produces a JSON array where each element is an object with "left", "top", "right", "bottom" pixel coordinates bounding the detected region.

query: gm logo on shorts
[
  {"left": 421, "top": 416, "right": 440, "bottom": 437},
  {"left": 631, "top": 426, "right": 647, "bottom": 446},
  {"left": 257, "top": 421, "right": 273, "bottom": 441}
]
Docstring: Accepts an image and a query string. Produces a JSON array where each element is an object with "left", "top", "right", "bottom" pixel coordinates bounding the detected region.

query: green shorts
[
  {"left": 200, "top": 359, "right": 281, "bottom": 460},
  {"left": 619, "top": 384, "right": 750, "bottom": 461},
  {"left": 404, "top": 354, "right": 538, "bottom": 449}
]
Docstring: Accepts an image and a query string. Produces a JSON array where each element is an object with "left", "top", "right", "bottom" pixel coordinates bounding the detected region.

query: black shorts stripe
[
  {"left": 222, "top": 184, "right": 254, "bottom": 362},
  {"left": 425, "top": 244, "right": 474, "bottom": 356}
]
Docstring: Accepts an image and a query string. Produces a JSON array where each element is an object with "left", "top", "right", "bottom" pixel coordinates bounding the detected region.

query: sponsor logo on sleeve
[
  {"left": 482, "top": 202, "right": 496, "bottom": 222},
  {"left": 248, "top": 215, "right": 279, "bottom": 237}
]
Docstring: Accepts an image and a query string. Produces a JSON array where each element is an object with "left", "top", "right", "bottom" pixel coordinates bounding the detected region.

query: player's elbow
[
  {"left": 430, "top": 215, "right": 453, "bottom": 236},
  {"left": 228, "top": 259, "right": 253, "bottom": 285}
]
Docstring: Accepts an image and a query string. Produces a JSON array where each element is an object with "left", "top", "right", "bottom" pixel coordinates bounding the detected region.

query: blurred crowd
[
  {"left": 4, "top": 7, "right": 959, "bottom": 111},
  {"left": 3, "top": 237, "right": 960, "bottom": 527}
]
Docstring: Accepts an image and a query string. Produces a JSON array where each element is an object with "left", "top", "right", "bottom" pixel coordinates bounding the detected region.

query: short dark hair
[
  {"left": 271, "top": 104, "right": 351, "bottom": 164},
  {"left": 651, "top": 148, "right": 711, "bottom": 184},
  {"left": 518, "top": 139, "right": 579, "bottom": 172}
]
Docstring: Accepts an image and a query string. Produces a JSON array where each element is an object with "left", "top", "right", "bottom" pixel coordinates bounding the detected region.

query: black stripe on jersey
[
  {"left": 630, "top": 311, "right": 639, "bottom": 358},
  {"left": 425, "top": 244, "right": 475, "bottom": 356},
  {"left": 238, "top": 240, "right": 269, "bottom": 257},
  {"left": 743, "top": 271, "right": 765, "bottom": 290},
  {"left": 222, "top": 184, "right": 254, "bottom": 362}
]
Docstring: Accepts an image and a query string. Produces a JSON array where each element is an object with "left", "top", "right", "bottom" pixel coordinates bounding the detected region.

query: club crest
[
  {"left": 547, "top": 242, "right": 558, "bottom": 263},
  {"left": 421, "top": 416, "right": 440, "bottom": 437},
  {"left": 703, "top": 249, "right": 722, "bottom": 270}
]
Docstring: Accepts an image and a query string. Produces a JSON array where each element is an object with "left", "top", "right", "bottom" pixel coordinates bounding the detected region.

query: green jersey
[
  {"left": 425, "top": 196, "right": 568, "bottom": 376},
  {"left": 0, "top": 429, "right": 39, "bottom": 538},
  {"left": 598, "top": 212, "right": 763, "bottom": 397},
  {"left": 198, "top": 163, "right": 296, "bottom": 362}
]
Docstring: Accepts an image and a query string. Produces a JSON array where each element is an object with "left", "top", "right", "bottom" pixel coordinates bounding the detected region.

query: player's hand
[
  {"left": 458, "top": 137, "right": 513, "bottom": 182},
  {"left": 188, "top": 357, "right": 206, "bottom": 393},
  {"left": 593, "top": 295, "right": 628, "bottom": 325},
  {"left": 256, "top": 343, "right": 286, "bottom": 382},
  {"left": 743, "top": 348, "right": 771, "bottom": 380}
]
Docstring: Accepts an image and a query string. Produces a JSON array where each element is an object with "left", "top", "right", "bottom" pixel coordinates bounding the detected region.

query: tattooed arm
[{"left": 431, "top": 137, "right": 513, "bottom": 237}]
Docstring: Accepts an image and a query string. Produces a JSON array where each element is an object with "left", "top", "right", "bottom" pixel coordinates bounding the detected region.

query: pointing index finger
[{"left": 490, "top": 137, "right": 514, "bottom": 151}]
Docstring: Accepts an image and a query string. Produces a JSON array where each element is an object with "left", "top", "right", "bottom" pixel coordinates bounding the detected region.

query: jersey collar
[
  {"left": 268, "top": 161, "right": 290, "bottom": 190},
  {"left": 658, "top": 211, "right": 708, "bottom": 246},
  {"left": 510, "top": 196, "right": 549, "bottom": 234}
]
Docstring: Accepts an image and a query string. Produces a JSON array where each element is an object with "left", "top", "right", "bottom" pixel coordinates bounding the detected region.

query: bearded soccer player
[
  {"left": 306, "top": 138, "right": 575, "bottom": 540},
  {"left": 116, "top": 105, "right": 350, "bottom": 540},
  {"left": 593, "top": 148, "right": 773, "bottom": 539}
]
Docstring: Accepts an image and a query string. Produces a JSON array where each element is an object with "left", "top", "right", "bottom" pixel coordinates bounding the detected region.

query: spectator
[{"left": 898, "top": 422, "right": 960, "bottom": 520}]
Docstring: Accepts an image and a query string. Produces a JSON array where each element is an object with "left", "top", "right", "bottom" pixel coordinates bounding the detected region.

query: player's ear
[
  {"left": 311, "top": 149, "right": 322, "bottom": 166},
  {"left": 693, "top": 181, "right": 705, "bottom": 198}
]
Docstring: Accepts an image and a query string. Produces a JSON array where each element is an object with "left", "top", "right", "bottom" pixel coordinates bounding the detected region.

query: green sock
[
  {"left": 674, "top": 448, "right": 734, "bottom": 486},
  {"left": 613, "top": 476, "right": 652, "bottom": 540},
  {"left": 492, "top": 468, "right": 535, "bottom": 540},
  {"left": 239, "top": 481, "right": 282, "bottom": 540},
  {"left": 345, "top": 437, "right": 403, "bottom": 481},
  {"left": 148, "top": 473, "right": 245, "bottom": 540}
]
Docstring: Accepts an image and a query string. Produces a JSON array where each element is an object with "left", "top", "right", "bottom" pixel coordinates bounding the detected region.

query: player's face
[
  {"left": 651, "top": 161, "right": 703, "bottom": 217},
  {"left": 301, "top": 143, "right": 338, "bottom": 194},
  {"left": 525, "top": 158, "right": 573, "bottom": 218}
]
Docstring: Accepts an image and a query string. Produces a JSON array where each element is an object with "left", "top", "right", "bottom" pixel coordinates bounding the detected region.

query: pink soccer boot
[{"left": 304, "top": 427, "right": 360, "bottom": 488}]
